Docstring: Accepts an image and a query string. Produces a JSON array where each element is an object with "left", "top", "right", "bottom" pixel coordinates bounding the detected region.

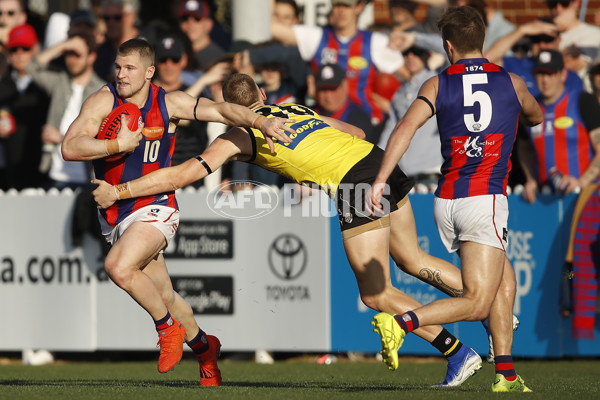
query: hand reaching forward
[{"left": 257, "top": 116, "right": 295, "bottom": 153}]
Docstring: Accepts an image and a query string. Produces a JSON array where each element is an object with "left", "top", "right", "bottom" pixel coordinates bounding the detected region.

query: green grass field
[{"left": 1, "top": 355, "right": 598, "bottom": 400}]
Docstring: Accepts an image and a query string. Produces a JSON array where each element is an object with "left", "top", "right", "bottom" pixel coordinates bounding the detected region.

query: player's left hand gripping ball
[{"left": 97, "top": 102, "right": 143, "bottom": 162}]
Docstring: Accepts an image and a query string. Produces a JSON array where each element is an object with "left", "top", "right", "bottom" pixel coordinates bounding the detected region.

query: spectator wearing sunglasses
[
  {"left": 0, "top": 23, "right": 49, "bottom": 190},
  {"left": 0, "top": 0, "right": 26, "bottom": 53},
  {"left": 547, "top": 0, "right": 600, "bottom": 62},
  {"left": 94, "top": 0, "right": 140, "bottom": 82},
  {"left": 152, "top": 33, "right": 212, "bottom": 187},
  {"left": 176, "top": 0, "right": 225, "bottom": 72}
]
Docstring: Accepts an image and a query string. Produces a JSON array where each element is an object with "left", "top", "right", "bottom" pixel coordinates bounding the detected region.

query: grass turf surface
[{"left": 0, "top": 356, "right": 598, "bottom": 400}]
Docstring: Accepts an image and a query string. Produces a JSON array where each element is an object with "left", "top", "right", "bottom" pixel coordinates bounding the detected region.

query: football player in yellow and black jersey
[{"left": 92, "top": 73, "right": 483, "bottom": 387}]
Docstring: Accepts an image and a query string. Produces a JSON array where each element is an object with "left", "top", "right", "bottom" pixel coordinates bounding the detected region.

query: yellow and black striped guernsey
[{"left": 246, "top": 103, "right": 373, "bottom": 198}]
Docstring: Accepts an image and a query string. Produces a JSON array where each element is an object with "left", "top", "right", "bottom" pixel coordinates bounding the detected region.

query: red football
[{"left": 97, "top": 102, "right": 142, "bottom": 162}]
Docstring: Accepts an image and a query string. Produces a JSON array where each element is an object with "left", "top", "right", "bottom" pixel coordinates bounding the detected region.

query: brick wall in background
[{"left": 374, "top": 0, "right": 600, "bottom": 26}]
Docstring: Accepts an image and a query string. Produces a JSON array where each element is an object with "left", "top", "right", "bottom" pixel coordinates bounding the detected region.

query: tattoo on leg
[{"left": 418, "top": 268, "right": 463, "bottom": 297}]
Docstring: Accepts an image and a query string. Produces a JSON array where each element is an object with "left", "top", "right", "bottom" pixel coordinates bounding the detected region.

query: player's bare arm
[
  {"left": 517, "top": 137, "right": 540, "bottom": 204},
  {"left": 165, "top": 90, "right": 294, "bottom": 152},
  {"left": 92, "top": 127, "right": 253, "bottom": 209},
  {"left": 575, "top": 127, "right": 600, "bottom": 189},
  {"left": 321, "top": 115, "right": 365, "bottom": 139},
  {"left": 368, "top": 76, "right": 438, "bottom": 214},
  {"left": 510, "top": 73, "right": 543, "bottom": 127},
  {"left": 62, "top": 88, "right": 144, "bottom": 161}
]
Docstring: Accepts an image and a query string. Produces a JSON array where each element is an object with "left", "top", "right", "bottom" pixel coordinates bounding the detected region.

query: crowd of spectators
[{"left": 0, "top": 0, "right": 599, "bottom": 193}]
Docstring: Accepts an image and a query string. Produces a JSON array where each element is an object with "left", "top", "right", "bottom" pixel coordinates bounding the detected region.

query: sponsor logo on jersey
[
  {"left": 463, "top": 135, "right": 483, "bottom": 158},
  {"left": 348, "top": 56, "right": 368, "bottom": 70},
  {"left": 554, "top": 116, "right": 574, "bottom": 130},
  {"left": 143, "top": 126, "right": 165, "bottom": 139},
  {"left": 284, "top": 118, "right": 325, "bottom": 149}
]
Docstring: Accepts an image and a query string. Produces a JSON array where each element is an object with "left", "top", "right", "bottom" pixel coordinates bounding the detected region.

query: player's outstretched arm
[
  {"left": 321, "top": 115, "right": 365, "bottom": 139},
  {"left": 93, "top": 127, "right": 252, "bottom": 208},
  {"left": 62, "top": 88, "right": 143, "bottom": 161},
  {"left": 167, "top": 91, "right": 294, "bottom": 152}
]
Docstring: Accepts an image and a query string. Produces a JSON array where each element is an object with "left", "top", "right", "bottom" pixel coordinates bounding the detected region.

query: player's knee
[
  {"left": 360, "top": 293, "right": 384, "bottom": 312},
  {"left": 471, "top": 308, "right": 491, "bottom": 321},
  {"left": 360, "top": 288, "right": 396, "bottom": 312},
  {"left": 104, "top": 259, "right": 131, "bottom": 289},
  {"left": 469, "top": 302, "right": 493, "bottom": 321}
]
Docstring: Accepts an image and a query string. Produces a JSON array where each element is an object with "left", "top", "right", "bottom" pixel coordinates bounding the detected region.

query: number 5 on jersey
[{"left": 463, "top": 73, "right": 492, "bottom": 132}]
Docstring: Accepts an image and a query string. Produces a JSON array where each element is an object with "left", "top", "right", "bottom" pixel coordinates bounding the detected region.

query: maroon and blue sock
[
  {"left": 154, "top": 312, "right": 173, "bottom": 331},
  {"left": 495, "top": 355, "right": 517, "bottom": 381},
  {"left": 394, "top": 311, "right": 420, "bottom": 333},
  {"left": 431, "top": 328, "right": 463, "bottom": 357},
  {"left": 187, "top": 329, "right": 209, "bottom": 355}
]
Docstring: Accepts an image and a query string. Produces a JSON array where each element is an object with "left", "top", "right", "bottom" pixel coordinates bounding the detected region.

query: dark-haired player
[{"left": 369, "top": 6, "right": 543, "bottom": 392}]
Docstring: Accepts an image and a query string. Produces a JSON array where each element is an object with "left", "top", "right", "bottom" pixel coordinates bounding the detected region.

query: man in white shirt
[
  {"left": 271, "top": 0, "right": 404, "bottom": 124},
  {"left": 547, "top": 0, "right": 600, "bottom": 61},
  {"left": 27, "top": 27, "right": 105, "bottom": 189}
]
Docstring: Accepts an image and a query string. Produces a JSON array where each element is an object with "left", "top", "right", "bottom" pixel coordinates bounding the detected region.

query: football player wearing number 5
[
  {"left": 61, "top": 38, "right": 294, "bottom": 386},
  {"left": 369, "top": 7, "right": 543, "bottom": 393}
]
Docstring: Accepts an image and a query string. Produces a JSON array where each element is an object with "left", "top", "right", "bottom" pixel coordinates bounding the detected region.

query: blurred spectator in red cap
[
  {"left": 176, "top": 0, "right": 225, "bottom": 71},
  {"left": 0, "top": 23, "right": 49, "bottom": 190},
  {"left": 0, "top": 0, "right": 27, "bottom": 52},
  {"left": 6, "top": 22, "right": 37, "bottom": 50}
]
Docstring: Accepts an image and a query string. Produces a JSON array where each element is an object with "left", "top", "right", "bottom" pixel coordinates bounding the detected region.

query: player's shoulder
[
  {"left": 164, "top": 89, "right": 196, "bottom": 108},
  {"left": 418, "top": 75, "right": 439, "bottom": 99},
  {"left": 81, "top": 85, "right": 114, "bottom": 117},
  {"left": 87, "top": 85, "right": 113, "bottom": 102},
  {"left": 507, "top": 72, "right": 527, "bottom": 92}
]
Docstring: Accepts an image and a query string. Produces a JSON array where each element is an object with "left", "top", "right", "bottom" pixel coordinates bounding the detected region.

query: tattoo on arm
[{"left": 418, "top": 268, "right": 464, "bottom": 298}]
